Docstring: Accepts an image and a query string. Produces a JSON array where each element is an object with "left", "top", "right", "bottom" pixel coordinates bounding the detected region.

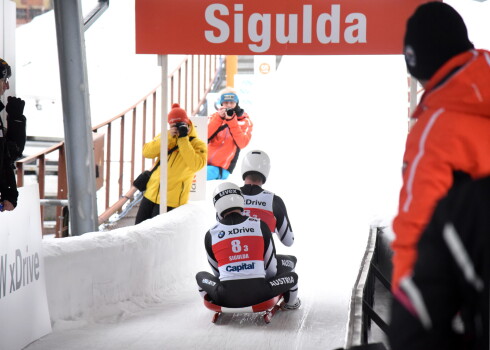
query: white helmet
[
  {"left": 213, "top": 182, "right": 244, "bottom": 219},
  {"left": 241, "top": 150, "right": 271, "bottom": 183}
]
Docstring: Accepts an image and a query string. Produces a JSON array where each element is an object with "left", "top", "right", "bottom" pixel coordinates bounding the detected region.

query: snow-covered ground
[{"left": 14, "top": 1, "right": 490, "bottom": 349}]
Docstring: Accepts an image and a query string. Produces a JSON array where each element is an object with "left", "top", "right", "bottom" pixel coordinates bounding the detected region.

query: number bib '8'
[{"left": 210, "top": 217, "right": 265, "bottom": 281}]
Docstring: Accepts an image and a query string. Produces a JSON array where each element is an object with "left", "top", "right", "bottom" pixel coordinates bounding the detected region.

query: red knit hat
[{"left": 167, "top": 103, "right": 190, "bottom": 125}]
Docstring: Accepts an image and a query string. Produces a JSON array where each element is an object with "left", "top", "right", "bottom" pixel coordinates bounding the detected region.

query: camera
[
  {"left": 175, "top": 122, "right": 188, "bottom": 137},
  {"left": 175, "top": 122, "right": 187, "bottom": 130},
  {"left": 226, "top": 108, "right": 235, "bottom": 117}
]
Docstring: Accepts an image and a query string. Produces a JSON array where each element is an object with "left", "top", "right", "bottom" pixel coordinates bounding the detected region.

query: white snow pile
[{"left": 42, "top": 200, "right": 215, "bottom": 330}]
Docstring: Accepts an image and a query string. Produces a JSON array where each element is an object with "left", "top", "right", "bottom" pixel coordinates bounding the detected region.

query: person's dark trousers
[
  {"left": 135, "top": 197, "right": 176, "bottom": 224},
  {"left": 135, "top": 197, "right": 160, "bottom": 224},
  {"left": 275, "top": 254, "right": 298, "bottom": 303}
]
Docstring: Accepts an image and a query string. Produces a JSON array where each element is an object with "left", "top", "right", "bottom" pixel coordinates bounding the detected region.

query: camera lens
[
  {"left": 226, "top": 108, "right": 234, "bottom": 117},
  {"left": 176, "top": 122, "right": 188, "bottom": 137}
]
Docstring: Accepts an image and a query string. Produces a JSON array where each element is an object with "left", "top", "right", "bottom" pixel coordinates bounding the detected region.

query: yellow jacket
[{"left": 143, "top": 123, "right": 207, "bottom": 207}]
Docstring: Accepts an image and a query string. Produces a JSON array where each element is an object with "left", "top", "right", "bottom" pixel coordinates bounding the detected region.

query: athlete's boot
[{"left": 282, "top": 298, "right": 301, "bottom": 310}]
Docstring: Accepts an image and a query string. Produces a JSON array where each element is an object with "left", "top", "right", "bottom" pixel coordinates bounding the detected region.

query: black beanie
[{"left": 404, "top": 2, "right": 474, "bottom": 81}]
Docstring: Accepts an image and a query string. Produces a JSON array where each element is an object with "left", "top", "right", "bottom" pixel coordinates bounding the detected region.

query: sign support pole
[{"left": 158, "top": 55, "right": 168, "bottom": 214}]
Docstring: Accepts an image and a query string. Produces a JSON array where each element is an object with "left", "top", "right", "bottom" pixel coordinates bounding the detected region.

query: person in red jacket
[
  {"left": 207, "top": 87, "right": 253, "bottom": 180},
  {"left": 391, "top": 2, "right": 490, "bottom": 289},
  {"left": 389, "top": 176, "right": 490, "bottom": 350}
]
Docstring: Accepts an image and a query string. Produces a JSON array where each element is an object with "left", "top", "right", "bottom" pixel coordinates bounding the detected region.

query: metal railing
[
  {"left": 16, "top": 54, "right": 224, "bottom": 237},
  {"left": 360, "top": 228, "right": 391, "bottom": 344},
  {"left": 346, "top": 226, "right": 392, "bottom": 348}
]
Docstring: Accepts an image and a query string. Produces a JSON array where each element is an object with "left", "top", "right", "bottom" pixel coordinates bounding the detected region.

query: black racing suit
[{"left": 196, "top": 212, "right": 298, "bottom": 308}]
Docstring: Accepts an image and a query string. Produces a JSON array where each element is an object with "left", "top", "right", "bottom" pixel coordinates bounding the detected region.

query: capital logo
[
  {"left": 226, "top": 262, "right": 255, "bottom": 272},
  {"left": 218, "top": 230, "right": 226, "bottom": 239}
]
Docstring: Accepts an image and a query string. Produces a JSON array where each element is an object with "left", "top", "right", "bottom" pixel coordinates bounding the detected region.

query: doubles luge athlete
[
  {"left": 240, "top": 150, "right": 294, "bottom": 247},
  {"left": 196, "top": 182, "right": 300, "bottom": 309}
]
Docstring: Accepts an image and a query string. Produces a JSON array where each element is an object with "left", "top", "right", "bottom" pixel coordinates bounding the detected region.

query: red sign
[{"left": 136, "top": 0, "right": 436, "bottom": 55}]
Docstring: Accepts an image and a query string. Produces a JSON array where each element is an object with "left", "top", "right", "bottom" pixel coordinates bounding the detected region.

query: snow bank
[{"left": 41, "top": 201, "right": 215, "bottom": 329}]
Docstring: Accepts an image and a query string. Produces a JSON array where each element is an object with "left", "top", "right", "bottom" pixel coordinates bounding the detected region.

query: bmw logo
[{"left": 218, "top": 231, "right": 225, "bottom": 239}]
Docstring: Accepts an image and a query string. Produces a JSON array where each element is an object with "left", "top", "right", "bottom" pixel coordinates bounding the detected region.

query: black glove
[
  {"left": 234, "top": 104, "right": 244, "bottom": 117},
  {"left": 6, "top": 96, "right": 25, "bottom": 118},
  {"left": 178, "top": 124, "right": 189, "bottom": 138}
]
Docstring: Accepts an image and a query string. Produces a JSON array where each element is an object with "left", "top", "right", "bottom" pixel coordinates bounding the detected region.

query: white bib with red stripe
[
  {"left": 243, "top": 190, "right": 277, "bottom": 233},
  {"left": 210, "top": 217, "right": 265, "bottom": 281}
]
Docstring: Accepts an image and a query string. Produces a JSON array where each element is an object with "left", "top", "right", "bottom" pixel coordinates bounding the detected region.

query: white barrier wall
[
  {"left": 189, "top": 116, "right": 208, "bottom": 202},
  {"left": 0, "top": 185, "right": 51, "bottom": 350},
  {"left": 41, "top": 201, "right": 215, "bottom": 326}
]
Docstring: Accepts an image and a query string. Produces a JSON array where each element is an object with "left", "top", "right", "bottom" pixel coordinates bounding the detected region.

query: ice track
[{"left": 25, "top": 55, "right": 408, "bottom": 350}]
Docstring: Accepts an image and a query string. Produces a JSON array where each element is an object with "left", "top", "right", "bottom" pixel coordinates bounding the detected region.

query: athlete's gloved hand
[{"left": 6, "top": 96, "right": 25, "bottom": 118}]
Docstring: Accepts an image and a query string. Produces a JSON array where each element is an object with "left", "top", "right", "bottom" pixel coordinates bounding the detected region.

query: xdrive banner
[
  {"left": 0, "top": 185, "right": 51, "bottom": 350},
  {"left": 189, "top": 116, "right": 207, "bottom": 202},
  {"left": 136, "top": 0, "right": 437, "bottom": 55}
]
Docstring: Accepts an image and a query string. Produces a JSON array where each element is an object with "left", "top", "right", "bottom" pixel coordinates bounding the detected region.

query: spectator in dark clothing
[
  {"left": 389, "top": 175, "right": 490, "bottom": 350},
  {"left": 0, "top": 58, "right": 26, "bottom": 211}
]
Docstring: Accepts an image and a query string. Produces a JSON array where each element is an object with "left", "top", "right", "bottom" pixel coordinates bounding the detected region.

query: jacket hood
[
  {"left": 188, "top": 121, "right": 198, "bottom": 137},
  {"left": 422, "top": 50, "right": 490, "bottom": 118}
]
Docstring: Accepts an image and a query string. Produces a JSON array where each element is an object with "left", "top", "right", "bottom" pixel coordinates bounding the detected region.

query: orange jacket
[
  {"left": 207, "top": 112, "right": 253, "bottom": 173},
  {"left": 392, "top": 50, "right": 490, "bottom": 288}
]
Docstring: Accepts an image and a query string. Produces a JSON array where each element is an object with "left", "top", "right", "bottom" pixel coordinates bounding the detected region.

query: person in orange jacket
[
  {"left": 207, "top": 87, "right": 253, "bottom": 180},
  {"left": 391, "top": 2, "right": 490, "bottom": 289}
]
